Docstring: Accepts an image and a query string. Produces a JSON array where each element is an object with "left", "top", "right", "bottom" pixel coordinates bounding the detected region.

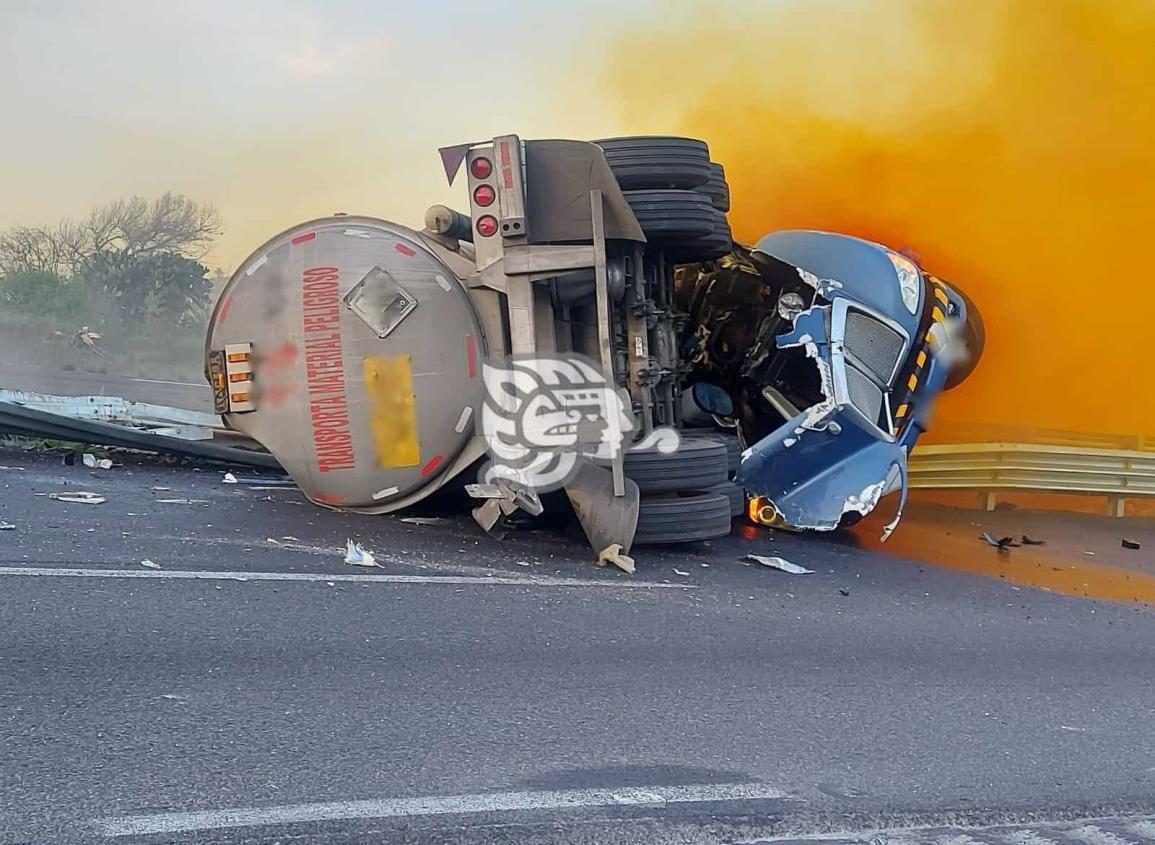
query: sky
[{"left": 0, "top": 0, "right": 658, "bottom": 270}]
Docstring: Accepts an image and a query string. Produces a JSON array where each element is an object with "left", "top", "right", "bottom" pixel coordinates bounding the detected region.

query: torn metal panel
[
  {"left": 0, "top": 390, "right": 220, "bottom": 430},
  {"left": 736, "top": 404, "right": 907, "bottom": 534},
  {"left": 0, "top": 401, "right": 280, "bottom": 469}
]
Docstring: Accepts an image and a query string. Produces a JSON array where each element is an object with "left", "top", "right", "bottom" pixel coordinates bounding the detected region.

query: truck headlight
[{"left": 887, "top": 252, "right": 921, "bottom": 315}]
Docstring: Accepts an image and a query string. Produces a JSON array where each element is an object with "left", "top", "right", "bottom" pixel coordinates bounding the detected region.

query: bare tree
[{"left": 0, "top": 193, "right": 221, "bottom": 276}]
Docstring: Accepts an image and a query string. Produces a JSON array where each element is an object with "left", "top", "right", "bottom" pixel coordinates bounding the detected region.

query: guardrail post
[
  {"left": 1107, "top": 495, "right": 1126, "bottom": 518},
  {"left": 980, "top": 490, "right": 997, "bottom": 512}
]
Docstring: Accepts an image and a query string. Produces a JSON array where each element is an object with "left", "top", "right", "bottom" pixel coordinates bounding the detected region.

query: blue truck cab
[{"left": 676, "top": 230, "right": 984, "bottom": 536}]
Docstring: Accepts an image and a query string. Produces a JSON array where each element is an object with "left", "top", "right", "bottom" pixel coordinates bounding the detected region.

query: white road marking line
[
  {"left": 454, "top": 405, "right": 473, "bottom": 432},
  {"left": 92, "top": 782, "right": 787, "bottom": 836},
  {"left": 0, "top": 566, "right": 677, "bottom": 589},
  {"left": 1129, "top": 821, "right": 1155, "bottom": 841},
  {"left": 1068, "top": 826, "right": 1134, "bottom": 845},
  {"left": 130, "top": 378, "right": 204, "bottom": 387}
]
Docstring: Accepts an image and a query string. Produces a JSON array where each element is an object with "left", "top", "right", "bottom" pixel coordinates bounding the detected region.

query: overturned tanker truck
[{"left": 205, "top": 134, "right": 983, "bottom": 558}]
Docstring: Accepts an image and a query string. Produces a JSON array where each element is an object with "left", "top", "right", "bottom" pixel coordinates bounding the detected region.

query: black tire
[
  {"left": 665, "top": 209, "right": 733, "bottom": 264},
  {"left": 634, "top": 492, "right": 733, "bottom": 545},
  {"left": 623, "top": 189, "right": 715, "bottom": 243},
  {"left": 682, "top": 430, "right": 741, "bottom": 473},
  {"left": 624, "top": 435, "right": 728, "bottom": 493},
  {"left": 701, "top": 480, "right": 744, "bottom": 518},
  {"left": 596, "top": 136, "right": 711, "bottom": 190},
  {"left": 699, "top": 162, "right": 730, "bottom": 212}
]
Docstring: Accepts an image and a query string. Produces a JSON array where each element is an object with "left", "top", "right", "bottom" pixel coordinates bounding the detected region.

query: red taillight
[
  {"left": 476, "top": 215, "right": 498, "bottom": 237},
  {"left": 470, "top": 157, "right": 492, "bottom": 179},
  {"left": 473, "top": 184, "right": 496, "bottom": 207}
]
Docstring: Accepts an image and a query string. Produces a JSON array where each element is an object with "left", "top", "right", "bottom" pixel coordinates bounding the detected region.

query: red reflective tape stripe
[
  {"left": 466, "top": 335, "right": 477, "bottom": 378},
  {"left": 394, "top": 242, "right": 416, "bottom": 257},
  {"left": 502, "top": 167, "right": 514, "bottom": 189},
  {"left": 421, "top": 454, "right": 444, "bottom": 476},
  {"left": 291, "top": 232, "right": 316, "bottom": 245},
  {"left": 500, "top": 143, "right": 511, "bottom": 167},
  {"left": 217, "top": 295, "right": 234, "bottom": 324},
  {"left": 314, "top": 493, "right": 345, "bottom": 505}
]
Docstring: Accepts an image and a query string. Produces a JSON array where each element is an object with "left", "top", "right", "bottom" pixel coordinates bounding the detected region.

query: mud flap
[{"left": 564, "top": 460, "right": 641, "bottom": 556}]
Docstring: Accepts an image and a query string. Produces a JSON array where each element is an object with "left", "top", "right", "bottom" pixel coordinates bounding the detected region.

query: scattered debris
[
  {"left": 1021, "top": 534, "right": 1046, "bottom": 546},
  {"left": 596, "top": 543, "right": 635, "bottom": 575},
  {"left": 839, "top": 588, "right": 851, "bottom": 596},
  {"left": 0, "top": 522, "right": 15, "bottom": 530},
  {"left": 1084, "top": 551, "right": 1096, "bottom": 556},
  {"left": 81, "top": 453, "right": 113, "bottom": 470},
  {"left": 343, "top": 540, "right": 379, "bottom": 567},
  {"left": 151, "top": 486, "right": 172, "bottom": 491},
  {"left": 140, "top": 559, "right": 161, "bottom": 569},
  {"left": 1122, "top": 538, "right": 1142, "bottom": 550},
  {"left": 981, "top": 532, "right": 1020, "bottom": 552},
  {"left": 281, "top": 535, "right": 299, "bottom": 542},
  {"left": 673, "top": 569, "right": 690, "bottom": 577},
  {"left": 0, "top": 465, "right": 27, "bottom": 470},
  {"left": 222, "top": 472, "right": 238, "bottom": 484},
  {"left": 160, "top": 693, "right": 186, "bottom": 703},
  {"left": 233, "top": 475, "right": 295, "bottom": 486},
  {"left": 49, "top": 491, "right": 106, "bottom": 505},
  {"left": 154, "top": 498, "right": 209, "bottom": 505},
  {"left": 400, "top": 517, "right": 445, "bottom": 526},
  {"left": 743, "top": 554, "right": 814, "bottom": 575}
]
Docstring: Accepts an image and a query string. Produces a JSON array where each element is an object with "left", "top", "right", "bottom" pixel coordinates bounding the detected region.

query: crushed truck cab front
[{"left": 677, "top": 230, "right": 983, "bottom": 537}]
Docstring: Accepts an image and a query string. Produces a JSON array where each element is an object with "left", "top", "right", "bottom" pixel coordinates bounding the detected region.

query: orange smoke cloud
[{"left": 606, "top": 0, "right": 1155, "bottom": 442}]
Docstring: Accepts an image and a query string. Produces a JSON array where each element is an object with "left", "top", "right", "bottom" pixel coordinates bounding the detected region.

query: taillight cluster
[{"left": 468, "top": 154, "right": 498, "bottom": 238}]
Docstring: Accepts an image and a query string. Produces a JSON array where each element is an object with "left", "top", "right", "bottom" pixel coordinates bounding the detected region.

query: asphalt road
[{"left": 1, "top": 448, "right": 1154, "bottom": 845}]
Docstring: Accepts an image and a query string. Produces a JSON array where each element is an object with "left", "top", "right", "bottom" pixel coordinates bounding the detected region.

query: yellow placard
[{"left": 363, "top": 355, "right": 420, "bottom": 468}]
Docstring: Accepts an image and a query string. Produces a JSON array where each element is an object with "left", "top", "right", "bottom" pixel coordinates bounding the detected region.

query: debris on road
[
  {"left": 0, "top": 521, "right": 15, "bottom": 530},
  {"left": 154, "top": 498, "right": 209, "bottom": 505},
  {"left": 743, "top": 554, "right": 814, "bottom": 575},
  {"left": 400, "top": 517, "right": 445, "bottom": 526},
  {"left": 1122, "top": 538, "right": 1142, "bottom": 550},
  {"left": 222, "top": 472, "right": 238, "bottom": 484},
  {"left": 673, "top": 569, "right": 690, "bottom": 577},
  {"left": 82, "top": 453, "right": 113, "bottom": 470},
  {"left": 839, "top": 588, "right": 851, "bottom": 596},
  {"left": 981, "top": 532, "right": 1020, "bottom": 552},
  {"left": 343, "top": 540, "right": 379, "bottom": 568},
  {"left": 160, "top": 694, "right": 186, "bottom": 703},
  {"left": 1021, "top": 534, "right": 1046, "bottom": 546},
  {"left": 596, "top": 543, "right": 635, "bottom": 574},
  {"left": 49, "top": 491, "right": 106, "bottom": 505},
  {"left": 140, "top": 559, "right": 161, "bottom": 569}
]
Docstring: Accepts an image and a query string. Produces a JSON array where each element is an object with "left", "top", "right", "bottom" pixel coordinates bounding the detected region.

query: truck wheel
[
  {"left": 624, "top": 435, "right": 729, "bottom": 493},
  {"left": 682, "top": 430, "right": 742, "bottom": 473},
  {"left": 596, "top": 136, "right": 711, "bottom": 190},
  {"left": 699, "top": 163, "right": 731, "bottom": 212},
  {"left": 622, "top": 190, "right": 715, "bottom": 243},
  {"left": 701, "top": 480, "right": 744, "bottom": 517},
  {"left": 665, "top": 210, "right": 733, "bottom": 264},
  {"left": 633, "top": 491, "right": 733, "bottom": 545}
]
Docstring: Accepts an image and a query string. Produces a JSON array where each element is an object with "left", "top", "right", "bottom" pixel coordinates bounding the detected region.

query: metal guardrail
[{"left": 908, "top": 442, "right": 1155, "bottom": 516}]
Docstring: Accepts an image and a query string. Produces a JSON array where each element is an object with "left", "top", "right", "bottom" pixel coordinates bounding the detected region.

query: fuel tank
[{"left": 205, "top": 216, "right": 486, "bottom": 512}]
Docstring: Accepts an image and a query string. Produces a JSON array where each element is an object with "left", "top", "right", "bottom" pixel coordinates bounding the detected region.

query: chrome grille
[
  {"left": 845, "top": 364, "right": 884, "bottom": 425},
  {"left": 845, "top": 310, "right": 904, "bottom": 385}
]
